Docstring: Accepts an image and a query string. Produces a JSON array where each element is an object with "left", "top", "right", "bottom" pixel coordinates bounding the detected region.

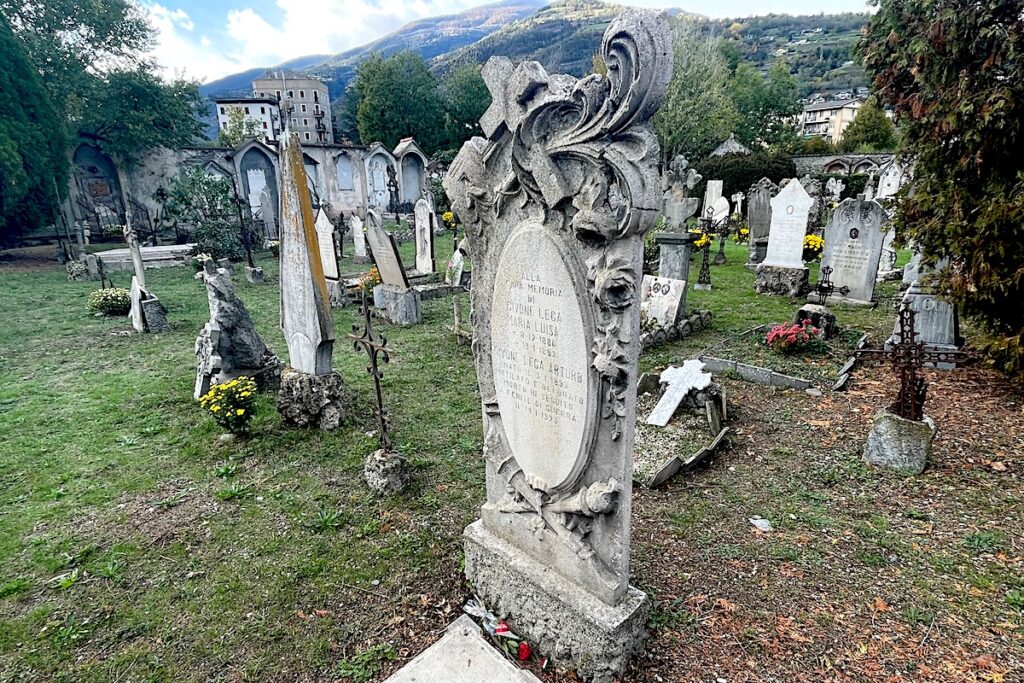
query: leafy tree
[
  {"left": 694, "top": 151, "right": 796, "bottom": 200},
  {"left": 217, "top": 108, "right": 265, "bottom": 147},
  {"left": 352, "top": 51, "right": 446, "bottom": 153},
  {"left": 838, "top": 98, "right": 896, "bottom": 152},
  {"left": 163, "top": 168, "right": 244, "bottom": 261},
  {"left": 654, "top": 18, "right": 739, "bottom": 162},
  {"left": 0, "top": 0, "right": 150, "bottom": 121},
  {"left": 0, "top": 17, "right": 68, "bottom": 242},
  {"left": 729, "top": 61, "right": 801, "bottom": 150},
  {"left": 861, "top": 0, "right": 1024, "bottom": 376},
  {"left": 800, "top": 137, "right": 835, "bottom": 154},
  {"left": 439, "top": 62, "right": 491, "bottom": 152},
  {"left": 77, "top": 70, "right": 205, "bottom": 162}
]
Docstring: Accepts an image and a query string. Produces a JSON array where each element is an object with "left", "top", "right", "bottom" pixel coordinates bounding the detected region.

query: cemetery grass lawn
[{"left": 0, "top": 243, "right": 1021, "bottom": 682}]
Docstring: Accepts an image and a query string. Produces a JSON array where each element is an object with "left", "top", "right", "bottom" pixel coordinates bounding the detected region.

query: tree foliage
[
  {"left": 838, "top": 98, "right": 896, "bottom": 152},
  {"left": 729, "top": 61, "right": 801, "bottom": 150},
  {"left": 0, "top": 17, "right": 68, "bottom": 242},
  {"left": 654, "top": 18, "right": 739, "bottom": 161},
  {"left": 439, "top": 62, "right": 491, "bottom": 153},
  {"left": 694, "top": 151, "right": 797, "bottom": 201},
  {"left": 163, "top": 168, "right": 243, "bottom": 261},
  {"left": 217, "top": 107, "right": 265, "bottom": 148},
  {"left": 861, "top": 0, "right": 1024, "bottom": 376},
  {"left": 352, "top": 51, "right": 446, "bottom": 154}
]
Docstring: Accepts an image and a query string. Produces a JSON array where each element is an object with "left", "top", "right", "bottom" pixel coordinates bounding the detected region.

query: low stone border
[
  {"left": 640, "top": 310, "right": 712, "bottom": 350},
  {"left": 700, "top": 356, "right": 813, "bottom": 391},
  {"left": 646, "top": 426, "right": 729, "bottom": 488}
]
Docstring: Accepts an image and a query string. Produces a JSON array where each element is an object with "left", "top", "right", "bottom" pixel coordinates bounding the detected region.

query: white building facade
[{"left": 213, "top": 98, "right": 282, "bottom": 142}]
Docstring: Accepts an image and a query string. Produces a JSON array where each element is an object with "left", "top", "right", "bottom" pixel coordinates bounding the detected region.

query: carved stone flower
[{"left": 588, "top": 252, "right": 636, "bottom": 312}]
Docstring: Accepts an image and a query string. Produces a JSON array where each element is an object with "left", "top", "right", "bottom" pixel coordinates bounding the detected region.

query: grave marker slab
[
  {"left": 443, "top": 10, "right": 670, "bottom": 680},
  {"left": 819, "top": 195, "right": 886, "bottom": 304},
  {"left": 350, "top": 214, "right": 368, "bottom": 263},
  {"left": 641, "top": 275, "right": 686, "bottom": 327},
  {"left": 746, "top": 177, "right": 776, "bottom": 264},
  {"left": 314, "top": 210, "right": 339, "bottom": 281},
  {"left": 414, "top": 198, "right": 436, "bottom": 274},
  {"left": 365, "top": 209, "right": 409, "bottom": 289},
  {"left": 763, "top": 179, "right": 812, "bottom": 269},
  {"left": 703, "top": 179, "right": 723, "bottom": 216}
]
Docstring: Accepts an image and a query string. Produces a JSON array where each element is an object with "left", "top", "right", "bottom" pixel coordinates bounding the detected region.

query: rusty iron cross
[
  {"left": 349, "top": 289, "right": 393, "bottom": 452},
  {"left": 695, "top": 207, "right": 714, "bottom": 287},
  {"left": 814, "top": 266, "right": 850, "bottom": 307},
  {"left": 854, "top": 302, "right": 968, "bottom": 421}
]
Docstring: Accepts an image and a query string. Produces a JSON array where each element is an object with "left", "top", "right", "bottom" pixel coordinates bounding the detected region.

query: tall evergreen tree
[
  {"left": 0, "top": 17, "right": 68, "bottom": 242},
  {"left": 439, "top": 62, "right": 491, "bottom": 153}
]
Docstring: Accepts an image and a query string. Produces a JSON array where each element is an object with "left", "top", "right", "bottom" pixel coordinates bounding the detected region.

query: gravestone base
[
  {"left": 754, "top": 265, "right": 809, "bottom": 298},
  {"left": 245, "top": 266, "right": 265, "bottom": 284},
  {"left": 693, "top": 282, "right": 712, "bottom": 292},
  {"left": 373, "top": 284, "right": 422, "bottom": 325},
  {"left": 140, "top": 297, "right": 170, "bottom": 333},
  {"left": 363, "top": 449, "right": 409, "bottom": 495},
  {"left": 276, "top": 367, "right": 344, "bottom": 431},
  {"left": 747, "top": 241, "right": 767, "bottom": 267},
  {"left": 812, "top": 293, "right": 875, "bottom": 307},
  {"left": 795, "top": 304, "right": 837, "bottom": 338},
  {"left": 353, "top": 255, "right": 371, "bottom": 265},
  {"left": 863, "top": 410, "right": 937, "bottom": 475},
  {"left": 464, "top": 521, "right": 649, "bottom": 683},
  {"left": 326, "top": 279, "right": 348, "bottom": 308},
  {"left": 655, "top": 232, "right": 697, "bottom": 282}
]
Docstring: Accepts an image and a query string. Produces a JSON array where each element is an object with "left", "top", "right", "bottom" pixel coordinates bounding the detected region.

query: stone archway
[
  {"left": 73, "top": 144, "right": 125, "bottom": 218},
  {"left": 367, "top": 153, "right": 391, "bottom": 209},
  {"left": 240, "top": 146, "right": 278, "bottom": 218}
]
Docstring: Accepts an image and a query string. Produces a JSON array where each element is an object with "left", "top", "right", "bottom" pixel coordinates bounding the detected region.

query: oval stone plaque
[{"left": 491, "top": 224, "right": 593, "bottom": 491}]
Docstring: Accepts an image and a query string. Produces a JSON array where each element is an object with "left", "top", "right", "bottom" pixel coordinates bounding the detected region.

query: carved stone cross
[{"left": 645, "top": 360, "right": 713, "bottom": 427}]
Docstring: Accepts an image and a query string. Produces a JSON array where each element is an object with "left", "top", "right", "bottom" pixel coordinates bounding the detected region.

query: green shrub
[
  {"left": 191, "top": 220, "right": 244, "bottom": 262},
  {"left": 695, "top": 151, "right": 796, "bottom": 200},
  {"left": 86, "top": 288, "right": 131, "bottom": 316}
]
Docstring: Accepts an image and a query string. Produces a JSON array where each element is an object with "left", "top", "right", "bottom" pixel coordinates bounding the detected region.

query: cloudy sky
[{"left": 143, "top": 0, "right": 872, "bottom": 83}]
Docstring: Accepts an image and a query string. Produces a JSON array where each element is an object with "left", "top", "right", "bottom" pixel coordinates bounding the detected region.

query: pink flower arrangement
[{"left": 765, "top": 319, "right": 824, "bottom": 354}]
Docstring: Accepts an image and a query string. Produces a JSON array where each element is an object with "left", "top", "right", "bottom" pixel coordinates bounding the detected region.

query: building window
[
  {"left": 292, "top": 118, "right": 297, "bottom": 125},
  {"left": 276, "top": 90, "right": 281, "bottom": 99},
  {"left": 314, "top": 92, "right": 319, "bottom": 103},
  {"left": 262, "top": 122, "right": 267, "bottom": 129},
  {"left": 287, "top": 90, "right": 293, "bottom": 98},
  {"left": 314, "top": 104, "right": 320, "bottom": 114},
  {"left": 304, "top": 132, "right": 310, "bottom": 140},
  {"left": 301, "top": 104, "right": 306, "bottom": 112},
  {"left": 220, "top": 121, "right": 226, "bottom": 128},
  {"left": 219, "top": 106, "right": 225, "bottom": 115},
  {"left": 260, "top": 106, "right": 265, "bottom": 114},
  {"left": 300, "top": 90, "right": 305, "bottom": 97},
  {"left": 244, "top": 106, "right": 250, "bottom": 114},
  {"left": 303, "top": 118, "right": 308, "bottom": 126}
]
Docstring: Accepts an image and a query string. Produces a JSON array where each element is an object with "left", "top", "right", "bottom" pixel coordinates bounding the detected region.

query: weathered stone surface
[
  {"left": 820, "top": 195, "right": 886, "bottom": 304},
  {"left": 279, "top": 132, "right": 336, "bottom": 376},
  {"left": 194, "top": 261, "right": 282, "bottom": 400},
  {"left": 795, "top": 303, "right": 837, "bottom": 338},
  {"left": 363, "top": 448, "right": 409, "bottom": 495},
  {"left": 326, "top": 279, "right": 348, "bottom": 308},
  {"left": 314, "top": 210, "right": 340, "bottom": 281},
  {"left": 373, "top": 284, "right": 422, "bottom": 324},
  {"left": 746, "top": 177, "right": 777, "bottom": 264},
  {"left": 464, "top": 521, "right": 649, "bottom": 683},
  {"left": 443, "top": 9, "right": 670, "bottom": 679},
  {"left": 754, "top": 264, "right": 810, "bottom": 297},
  {"left": 640, "top": 275, "right": 685, "bottom": 327},
  {"left": 365, "top": 209, "right": 410, "bottom": 288},
  {"left": 245, "top": 266, "right": 265, "bottom": 284},
  {"left": 645, "top": 360, "right": 713, "bottom": 427},
  {"left": 414, "top": 198, "right": 435, "bottom": 274},
  {"left": 276, "top": 366, "right": 344, "bottom": 431},
  {"left": 662, "top": 155, "right": 701, "bottom": 229},
  {"left": 350, "top": 214, "right": 370, "bottom": 263},
  {"left": 887, "top": 281, "right": 961, "bottom": 366},
  {"left": 384, "top": 615, "right": 541, "bottom": 683},
  {"left": 140, "top": 297, "right": 170, "bottom": 333},
  {"left": 863, "top": 410, "right": 937, "bottom": 475},
  {"left": 655, "top": 232, "right": 697, "bottom": 283},
  {"left": 763, "top": 179, "right": 812, "bottom": 269},
  {"left": 703, "top": 179, "right": 724, "bottom": 216}
]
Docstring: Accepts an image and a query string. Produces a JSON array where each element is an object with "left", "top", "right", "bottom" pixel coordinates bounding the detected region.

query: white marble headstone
[
  {"left": 414, "top": 198, "right": 435, "bottom": 274},
  {"left": 314, "top": 210, "right": 339, "bottom": 281},
  {"left": 711, "top": 196, "right": 730, "bottom": 223},
  {"left": 763, "top": 179, "right": 812, "bottom": 269},
  {"left": 350, "top": 214, "right": 367, "bottom": 258},
  {"left": 703, "top": 179, "right": 723, "bottom": 217},
  {"left": 641, "top": 275, "right": 686, "bottom": 327}
]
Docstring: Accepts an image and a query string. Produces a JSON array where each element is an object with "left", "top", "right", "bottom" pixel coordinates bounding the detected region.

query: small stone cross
[{"left": 645, "top": 360, "right": 713, "bottom": 427}]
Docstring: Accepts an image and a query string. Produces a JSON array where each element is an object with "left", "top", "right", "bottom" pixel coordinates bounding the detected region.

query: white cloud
[{"left": 144, "top": 2, "right": 243, "bottom": 81}]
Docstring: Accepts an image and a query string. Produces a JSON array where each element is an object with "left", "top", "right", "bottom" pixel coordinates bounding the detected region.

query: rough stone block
[
  {"left": 276, "top": 366, "right": 344, "bottom": 431},
  {"left": 364, "top": 449, "right": 409, "bottom": 495},
  {"left": 795, "top": 303, "right": 837, "bottom": 338},
  {"left": 754, "top": 265, "right": 810, "bottom": 298},
  {"left": 326, "top": 279, "right": 348, "bottom": 308},
  {"left": 863, "top": 410, "right": 937, "bottom": 475},
  {"left": 373, "top": 284, "right": 422, "bottom": 325},
  {"left": 464, "top": 521, "right": 649, "bottom": 683},
  {"left": 245, "top": 266, "right": 265, "bottom": 284},
  {"left": 140, "top": 297, "right": 170, "bottom": 333}
]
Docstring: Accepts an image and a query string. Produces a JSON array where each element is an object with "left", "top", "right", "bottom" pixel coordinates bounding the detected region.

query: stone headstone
[
  {"left": 445, "top": 246, "right": 466, "bottom": 286},
  {"left": 645, "top": 360, "right": 713, "bottom": 427},
  {"left": 662, "top": 155, "right": 701, "bottom": 229},
  {"left": 260, "top": 186, "right": 277, "bottom": 240},
  {"left": 278, "top": 132, "right": 335, "bottom": 375},
  {"left": 887, "top": 281, "right": 961, "bottom": 364},
  {"left": 641, "top": 275, "right": 686, "bottom": 327},
  {"left": 414, "top": 198, "right": 435, "bottom": 274},
  {"left": 194, "top": 260, "right": 280, "bottom": 400},
  {"left": 702, "top": 179, "right": 723, "bottom": 216},
  {"left": 820, "top": 195, "right": 887, "bottom": 304},
  {"left": 365, "top": 209, "right": 410, "bottom": 289},
  {"left": 731, "top": 191, "right": 744, "bottom": 217},
  {"left": 314, "top": 210, "right": 339, "bottom": 281},
  {"left": 877, "top": 159, "right": 908, "bottom": 200},
  {"left": 350, "top": 214, "right": 368, "bottom": 262},
  {"left": 746, "top": 178, "right": 776, "bottom": 264},
  {"left": 763, "top": 179, "right": 812, "bottom": 269},
  {"left": 800, "top": 175, "right": 824, "bottom": 226},
  {"left": 443, "top": 10, "right": 670, "bottom": 679},
  {"left": 825, "top": 177, "right": 844, "bottom": 202},
  {"left": 710, "top": 196, "right": 730, "bottom": 223},
  {"left": 655, "top": 232, "right": 698, "bottom": 282}
]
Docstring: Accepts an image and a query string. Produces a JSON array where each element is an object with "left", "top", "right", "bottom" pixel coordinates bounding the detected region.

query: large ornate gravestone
[
  {"left": 755, "top": 179, "right": 812, "bottom": 297},
  {"left": 442, "top": 10, "right": 671, "bottom": 681},
  {"left": 276, "top": 132, "right": 344, "bottom": 430},
  {"left": 819, "top": 195, "right": 886, "bottom": 305}
]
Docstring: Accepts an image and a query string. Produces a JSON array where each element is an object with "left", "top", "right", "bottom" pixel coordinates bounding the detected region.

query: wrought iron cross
[
  {"left": 349, "top": 290, "right": 394, "bottom": 452},
  {"left": 714, "top": 213, "right": 734, "bottom": 265},
  {"left": 814, "top": 266, "right": 850, "bottom": 306},
  {"left": 854, "top": 302, "right": 969, "bottom": 421},
  {"left": 694, "top": 208, "right": 714, "bottom": 288}
]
